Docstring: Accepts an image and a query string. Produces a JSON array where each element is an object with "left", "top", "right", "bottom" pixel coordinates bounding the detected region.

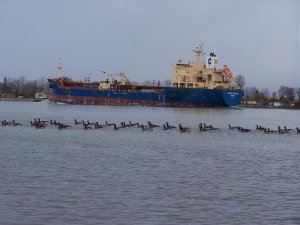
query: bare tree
[
  {"left": 271, "top": 91, "right": 277, "bottom": 100},
  {"left": 11, "top": 76, "right": 26, "bottom": 96},
  {"left": 260, "top": 88, "right": 270, "bottom": 105},
  {"left": 1, "top": 76, "right": 40, "bottom": 98},
  {"left": 23, "top": 80, "right": 37, "bottom": 98},
  {"left": 37, "top": 77, "right": 50, "bottom": 94},
  {"left": 295, "top": 88, "right": 300, "bottom": 101},
  {"left": 278, "top": 86, "right": 295, "bottom": 105},
  {"left": 245, "top": 87, "right": 258, "bottom": 102},
  {"left": 235, "top": 74, "right": 246, "bottom": 89}
]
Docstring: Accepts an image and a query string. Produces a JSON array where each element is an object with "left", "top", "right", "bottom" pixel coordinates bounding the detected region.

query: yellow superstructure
[{"left": 171, "top": 45, "right": 235, "bottom": 89}]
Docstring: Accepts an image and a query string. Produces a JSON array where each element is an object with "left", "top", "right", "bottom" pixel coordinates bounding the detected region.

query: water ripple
[{"left": 0, "top": 102, "right": 299, "bottom": 225}]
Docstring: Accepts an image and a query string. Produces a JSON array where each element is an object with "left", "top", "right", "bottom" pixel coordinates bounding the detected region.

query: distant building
[
  {"left": 35, "top": 92, "right": 48, "bottom": 99},
  {"left": 245, "top": 100, "right": 257, "bottom": 105},
  {"left": 271, "top": 101, "right": 282, "bottom": 107}
]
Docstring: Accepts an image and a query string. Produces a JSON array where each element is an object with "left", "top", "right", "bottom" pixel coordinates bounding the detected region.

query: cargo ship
[{"left": 48, "top": 45, "right": 244, "bottom": 107}]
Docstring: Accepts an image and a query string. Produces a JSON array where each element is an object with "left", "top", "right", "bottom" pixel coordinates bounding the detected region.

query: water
[{"left": 0, "top": 101, "right": 299, "bottom": 225}]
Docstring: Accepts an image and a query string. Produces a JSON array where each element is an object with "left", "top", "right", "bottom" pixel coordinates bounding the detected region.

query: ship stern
[{"left": 221, "top": 90, "right": 244, "bottom": 106}]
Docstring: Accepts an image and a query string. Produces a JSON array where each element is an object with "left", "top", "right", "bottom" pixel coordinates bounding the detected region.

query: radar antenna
[
  {"left": 101, "top": 70, "right": 106, "bottom": 78},
  {"left": 57, "top": 57, "right": 63, "bottom": 78}
]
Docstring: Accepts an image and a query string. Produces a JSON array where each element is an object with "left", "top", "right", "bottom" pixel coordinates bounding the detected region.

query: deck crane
[{"left": 101, "top": 71, "right": 128, "bottom": 85}]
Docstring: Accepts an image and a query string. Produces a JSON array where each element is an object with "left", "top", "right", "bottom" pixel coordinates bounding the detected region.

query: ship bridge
[{"left": 171, "top": 45, "right": 234, "bottom": 90}]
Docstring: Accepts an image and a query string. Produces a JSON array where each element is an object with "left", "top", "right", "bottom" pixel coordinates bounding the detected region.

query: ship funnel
[{"left": 206, "top": 53, "right": 218, "bottom": 70}]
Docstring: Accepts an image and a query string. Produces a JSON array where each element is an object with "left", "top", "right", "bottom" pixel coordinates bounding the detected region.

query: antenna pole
[{"left": 57, "top": 57, "right": 63, "bottom": 78}]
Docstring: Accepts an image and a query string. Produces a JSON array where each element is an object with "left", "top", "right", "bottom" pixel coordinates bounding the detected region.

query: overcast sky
[{"left": 0, "top": 0, "right": 299, "bottom": 90}]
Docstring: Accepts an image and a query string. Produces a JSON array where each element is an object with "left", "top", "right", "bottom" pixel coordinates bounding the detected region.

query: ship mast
[
  {"left": 193, "top": 44, "right": 204, "bottom": 67},
  {"left": 57, "top": 57, "right": 63, "bottom": 79}
]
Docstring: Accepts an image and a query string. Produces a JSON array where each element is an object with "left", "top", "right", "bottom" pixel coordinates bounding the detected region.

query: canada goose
[
  {"left": 263, "top": 128, "right": 277, "bottom": 133},
  {"left": 12, "top": 120, "right": 22, "bottom": 126},
  {"left": 74, "top": 119, "right": 83, "bottom": 125},
  {"left": 30, "top": 120, "right": 47, "bottom": 127},
  {"left": 35, "top": 123, "right": 46, "bottom": 129},
  {"left": 11, "top": 120, "right": 22, "bottom": 126},
  {"left": 278, "top": 126, "right": 289, "bottom": 134},
  {"left": 284, "top": 126, "right": 293, "bottom": 131},
  {"left": 86, "top": 121, "right": 95, "bottom": 125},
  {"left": 162, "top": 124, "right": 172, "bottom": 130},
  {"left": 37, "top": 118, "right": 48, "bottom": 124},
  {"left": 179, "top": 124, "right": 190, "bottom": 132},
  {"left": 120, "top": 122, "right": 130, "bottom": 128},
  {"left": 166, "top": 122, "right": 176, "bottom": 129},
  {"left": 199, "top": 123, "right": 208, "bottom": 131},
  {"left": 136, "top": 122, "right": 146, "bottom": 128},
  {"left": 82, "top": 120, "right": 93, "bottom": 126},
  {"left": 1, "top": 120, "right": 12, "bottom": 126},
  {"left": 58, "top": 123, "right": 71, "bottom": 129},
  {"left": 94, "top": 122, "right": 105, "bottom": 129},
  {"left": 129, "top": 121, "right": 139, "bottom": 127},
  {"left": 238, "top": 126, "right": 251, "bottom": 132},
  {"left": 83, "top": 123, "right": 92, "bottom": 129},
  {"left": 50, "top": 119, "right": 56, "bottom": 125},
  {"left": 203, "top": 123, "right": 212, "bottom": 129},
  {"left": 141, "top": 125, "right": 153, "bottom": 131},
  {"left": 207, "top": 124, "right": 218, "bottom": 130},
  {"left": 113, "top": 124, "right": 120, "bottom": 130},
  {"left": 256, "top": 125, "right": 265, "bottom": 131},
  {"left": 147, "top": 121, "right": 160, "bottom": 128},
  {"left": 50, "top": 120, "right": 60, "bottom": 126}
]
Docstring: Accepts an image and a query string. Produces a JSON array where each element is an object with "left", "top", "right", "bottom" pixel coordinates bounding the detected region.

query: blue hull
[
  {"left": 49, "top": 82, "right": 244, "bottom": 107},
  {"left": 163, "top": 87, "right": 244, "bottom": 106}
]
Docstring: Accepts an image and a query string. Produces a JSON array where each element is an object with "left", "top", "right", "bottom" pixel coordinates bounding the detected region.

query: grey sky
[{"left": 0, "top": 0, "right": 299, "bottom": 90}]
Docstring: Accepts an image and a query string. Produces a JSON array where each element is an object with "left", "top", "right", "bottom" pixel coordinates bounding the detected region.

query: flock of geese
[{"left": 1, "top": 118, "right": 300, "bottom": 134}]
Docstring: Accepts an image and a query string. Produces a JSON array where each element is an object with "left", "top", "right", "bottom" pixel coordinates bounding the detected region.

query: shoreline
[
  {"left": 0, "top": 98, "right": 47, "bottom": 102},
  {"left": 239, "top": 104, "right": 300, "bottom": 110},
  {"left": 1, "top": 98, "right": 299, "bottom": 109}
]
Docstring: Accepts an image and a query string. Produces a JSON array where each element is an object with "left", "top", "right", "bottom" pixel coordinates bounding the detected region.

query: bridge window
[
  {"left": 208, "top": 74, "right": 212, "bottom": 81},
  {"left": 196, "top": 77, "right": 203, "bottom": 82}
]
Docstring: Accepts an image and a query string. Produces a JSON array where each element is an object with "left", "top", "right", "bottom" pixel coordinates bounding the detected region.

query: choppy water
[{"left": 0, "top": 101, "right": 299, "bottom": 225}]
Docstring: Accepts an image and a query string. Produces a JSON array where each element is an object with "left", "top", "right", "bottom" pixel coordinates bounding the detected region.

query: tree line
[
  {"left": 243, "top": 86, "right": 300, "bottom": 108},
  {"left": 1, "top": 75, "right": 299, "bottom": 108},
  {"left": 234, "top": 75, "right": 300, "bottom": 108},
  {"left": 0, "top": 76, "right": 49, "bottom": 98}
]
